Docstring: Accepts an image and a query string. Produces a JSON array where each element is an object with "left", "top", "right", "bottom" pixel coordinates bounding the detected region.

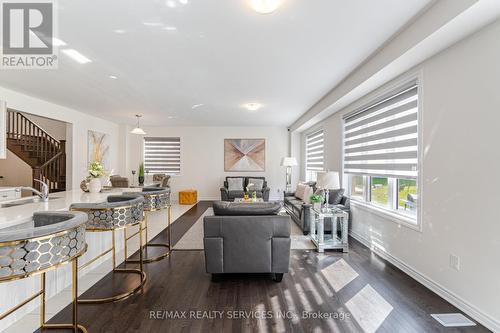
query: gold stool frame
[
  {"left": 72, "top": 204, "right": 147, "bottom": 304},
  {"left": 125, "top": 201, "right": 171, "bottom": 264},
  {"left": 0, "top": 234, "right": 88, "bottom": 333}
]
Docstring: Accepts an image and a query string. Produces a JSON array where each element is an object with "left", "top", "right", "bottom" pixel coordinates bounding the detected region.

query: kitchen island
[{"left": 0, "top": 188, "right": 170, "bottom": 332}]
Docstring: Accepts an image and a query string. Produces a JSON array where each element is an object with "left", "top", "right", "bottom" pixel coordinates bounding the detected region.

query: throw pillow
[
  {"left": 295, "top": 183, "right": 308, "bottom": 200},
  {"left": 247, "top": 178, "right": 264, "bottom": 191},
  {"left": 227, "top": 178, "right": 244, "bottom": 191},
  {"left": 303, "top": 186, "right": 314, "bottom": 204},
  {"left": 328, "top": 189, "right": 345, "bottom": 205}
]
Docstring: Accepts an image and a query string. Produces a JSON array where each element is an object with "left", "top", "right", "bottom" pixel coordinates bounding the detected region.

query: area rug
[{"left": 173, "top": 207, "right": 315, "bottom": 250}]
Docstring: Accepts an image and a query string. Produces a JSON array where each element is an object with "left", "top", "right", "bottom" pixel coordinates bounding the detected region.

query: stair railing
[{"left": 6, "top": 110, "right": 61, "bottom": 164}]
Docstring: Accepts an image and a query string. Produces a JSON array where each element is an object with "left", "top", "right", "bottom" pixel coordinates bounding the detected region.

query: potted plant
[
  {"left": 138, "top": 163, "right": 145, "bottom": 185},
  {"left": 88, "top": 161, "right": 105, "bottom": 193},
  {"left": 310, "top": 194, "right": 324, "bottom": 211}
]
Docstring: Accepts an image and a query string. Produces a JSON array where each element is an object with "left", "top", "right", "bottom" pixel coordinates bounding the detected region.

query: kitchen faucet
[{"left": 20, "top": 179, "right": 50, "bottom": 202}]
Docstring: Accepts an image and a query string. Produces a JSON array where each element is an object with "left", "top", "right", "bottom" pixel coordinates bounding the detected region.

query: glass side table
[{"left": 310, "top": 207, "right": 349, "bottom": 253}]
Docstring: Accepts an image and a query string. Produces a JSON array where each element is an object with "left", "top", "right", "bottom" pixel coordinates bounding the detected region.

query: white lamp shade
[
  {"left": 316, "top": 171, "right": 340, "bottom": 189},
  {"left": 130, "top": 127, "right": 146, "bottom": 135},
  {"left": 281, "top": 157, "right": 297, "bottom": 167}
]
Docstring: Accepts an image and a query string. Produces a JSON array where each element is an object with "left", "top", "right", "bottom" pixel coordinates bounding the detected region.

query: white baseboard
[{"left": 349, "top": 230, "right": 500, "bottom": 333}]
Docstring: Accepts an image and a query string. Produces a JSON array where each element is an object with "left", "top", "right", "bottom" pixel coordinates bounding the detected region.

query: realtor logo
[{"left": 1, "top": 1, "right": 57, "bottom": 69}]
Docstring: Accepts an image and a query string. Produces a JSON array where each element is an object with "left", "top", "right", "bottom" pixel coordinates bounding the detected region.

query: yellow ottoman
[{"left": 179, "top": 189, "right": 198, "bottom": 205}]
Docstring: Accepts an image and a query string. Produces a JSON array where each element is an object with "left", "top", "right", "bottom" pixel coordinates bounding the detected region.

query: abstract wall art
[
  {"left": 224, "top": 138, "right": 265, "bottom": 172},
  {"left": 88, "top": 130, "right": 110, "bottom": 170}
]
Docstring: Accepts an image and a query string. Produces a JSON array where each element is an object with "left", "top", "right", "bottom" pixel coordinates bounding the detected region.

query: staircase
[{"left": 6, "top": 110, "right": 66, "bottom": 193}]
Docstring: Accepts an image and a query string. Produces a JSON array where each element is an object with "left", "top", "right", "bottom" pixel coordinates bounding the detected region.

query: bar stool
[
  {"left": 70, "top": 195, "right": 146, "bottom": 304},
  {"left": 123, "top": 187, "right": 171, "bottom": 264},
  {"left": 0, "top": 211, "right": 88, "bottom": 333}
]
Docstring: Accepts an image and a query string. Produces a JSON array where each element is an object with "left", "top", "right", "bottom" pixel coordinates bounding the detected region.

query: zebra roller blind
[
  {"left": 306, "top": 129, "right": 324, "bottom": 172},
  {"left": 143, "top": 137, "right": 181, "bottom": 175},
  {"left": 343, "top": 83, "right": 418, "bottom": 179}
]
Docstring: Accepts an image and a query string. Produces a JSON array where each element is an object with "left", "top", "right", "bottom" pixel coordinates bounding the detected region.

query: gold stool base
[
  {"left": 125, "top": 243, "right": 171, "bottom": 264},
  {"left": 42, "top": 323, "right": 88, "bottom": 333},
  {"left": 77, "top": 268, "right": 146, "bottom": 304}
]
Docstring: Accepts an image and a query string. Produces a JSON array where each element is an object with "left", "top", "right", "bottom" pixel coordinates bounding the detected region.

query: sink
[{"left": 0, "top": 197, "right": 61, "bottom": 208}]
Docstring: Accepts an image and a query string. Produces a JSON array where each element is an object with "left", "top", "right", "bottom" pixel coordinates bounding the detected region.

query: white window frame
[{"left": 343, "top": 73, "right": 423, "bottom": 231}]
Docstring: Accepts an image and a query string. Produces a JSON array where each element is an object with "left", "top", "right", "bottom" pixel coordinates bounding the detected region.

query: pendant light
[{"left": 130, "top": 114, "right": 147, "bottom": 135}]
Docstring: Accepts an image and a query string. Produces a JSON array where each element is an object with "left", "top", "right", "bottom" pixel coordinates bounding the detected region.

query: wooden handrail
[{"left": 7, "top": 110, "right": 66, "bottom": 192}]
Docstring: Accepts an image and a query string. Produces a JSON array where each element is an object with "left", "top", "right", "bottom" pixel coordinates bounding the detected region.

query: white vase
[{"left": 88, "top": 178, "right": 102, "bottom": 193}]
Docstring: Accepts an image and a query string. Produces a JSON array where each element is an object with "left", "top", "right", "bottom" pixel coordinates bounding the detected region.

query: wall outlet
[{"left": 449, "top": 254, "right": 460, "bottom": 271}]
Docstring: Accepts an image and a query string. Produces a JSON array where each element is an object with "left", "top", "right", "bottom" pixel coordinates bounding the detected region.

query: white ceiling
[{"left": 0, "top": 0, "right": 431, "bottom": 127}]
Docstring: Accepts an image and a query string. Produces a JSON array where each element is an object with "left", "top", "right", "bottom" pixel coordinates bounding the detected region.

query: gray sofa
[
  {"left": 220, "top": 176, "right": 270, "bottom": 202},
  {"left": 203, "top": 201, "right": 291, "bottom": 282},
  {"left": 283, "top": 186, "right": 350, "bottom": 235}
]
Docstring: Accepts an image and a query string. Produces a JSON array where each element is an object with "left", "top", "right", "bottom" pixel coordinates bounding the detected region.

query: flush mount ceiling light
[
  {"left": 191, "top": 103, "right": 204, "bottom": 109},
  {"left": 250, "top": 0, "right": 282, "bottom": 14},
  {"left": 242, "top": 102, "right": 263, "bottom": 111},
  {"left": 130, "top": 115, "right": 147, "bottom": 135}
]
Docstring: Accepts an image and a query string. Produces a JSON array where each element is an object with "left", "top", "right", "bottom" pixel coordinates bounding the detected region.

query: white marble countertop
[{"left": 0, "top": 188, "right": 139, "bottom": 230}]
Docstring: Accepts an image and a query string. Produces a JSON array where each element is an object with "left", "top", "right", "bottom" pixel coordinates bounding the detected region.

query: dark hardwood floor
[{"left": 42, "top": 201, "right": 489, "bottom": 333}]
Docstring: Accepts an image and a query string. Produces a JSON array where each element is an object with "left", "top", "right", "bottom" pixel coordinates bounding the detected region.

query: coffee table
[{"left": 233, "top": 198, "right": 264, "bottom": 203}]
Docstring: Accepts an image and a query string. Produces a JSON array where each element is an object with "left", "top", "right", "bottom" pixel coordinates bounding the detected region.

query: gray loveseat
[
  {"left": 284, "top": 185, "right": 350, "bottom": 235},
  {"left": 203, "top": 201, "right": 291, "bottom": 282},
  {"left": 220, "top": 176, "right": 270, "bottom": 202}
]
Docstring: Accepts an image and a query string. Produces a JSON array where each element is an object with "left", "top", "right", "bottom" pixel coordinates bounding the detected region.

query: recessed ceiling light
[
  {"left": 109, "top": 75, "right": 118, "bottom": 79},
  {"left": 179, "top": 0, "right": 188, "bottom": 4},
  {"left": 191, "top": 104, "right": 204, "bottom": 109},
  {"left": 113, "top": 29, "right": 126, "bottom": 34},
  {"left": 52, "top": 38, "right": 66, "bottom": 46},
  {"left": 166, "top": 0, "right": 177, "bottom": 8},
  {"left": 62, "top": 49, "right": 92, "bottom": 64},
  {"left": 143, "top": 22, "right": 163, "bottom": 27},
  {"left": 242, "top": 103, "right": 263, "bottom": 111},
  {"left": 250, "top": 0, "right": 282, "bottom": 14},
  {"left": 163, "top": 26, "right": 177, "bottom": 31}
]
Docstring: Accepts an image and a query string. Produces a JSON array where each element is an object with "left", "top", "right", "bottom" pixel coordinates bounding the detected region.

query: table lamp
[
  {"left": 316, "top": 171, "right": 340, "bottom": 208},
  {"left": 281, "top": 157, "right": 297, "bottom": 192}
]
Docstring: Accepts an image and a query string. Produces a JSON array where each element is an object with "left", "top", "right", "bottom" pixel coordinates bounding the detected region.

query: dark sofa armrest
[
  {"left": 283, "top": 191, "right": 295, "bottom": 197},
  {"left": 262, "top": 187, "right": 270, "bottom": 201},
  {"left": 340, "top": 196, "right": 350, "bottom": 208},
  {"left": 220, "top": 187, "right": 229, "bottom": 201},
  {"left": 301, "top": 203, "right": 312, "bottom": 233}
]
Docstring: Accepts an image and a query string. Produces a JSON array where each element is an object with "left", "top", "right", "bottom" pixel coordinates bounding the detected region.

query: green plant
[
  {"left": 138, "top": 163, "right": 145, "bottom": 177},
  {"left": 88, "top": 161, "right": 105, "bottom": 178},
  {"left": 310, "top": 194, "right": 324, "bottom": 204}
]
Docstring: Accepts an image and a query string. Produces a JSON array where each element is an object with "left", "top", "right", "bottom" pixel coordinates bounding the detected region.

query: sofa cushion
[
  {"left": 328, "top": 189, "right": 345, "bottom": 205},
  {"left": 295, "top": 183, "right": 310, "bottom": 200},
  {"left": 227, "top": 190, "right": 245, "bottom": 199},
  {"left": 247, "top": 178, "right": 264, "bottom": 191},
  {"left": 213, "top": 201, "right": 282, "bottom": 216},
  {"left": 227, "top": 177, "right": 244, "bottom": 191},
  {"left": 302, "top": 186, "right": 314, "bottom": 204}
]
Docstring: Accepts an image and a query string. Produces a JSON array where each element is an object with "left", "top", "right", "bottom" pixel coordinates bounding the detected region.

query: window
[
  {"left": 349, "top": 175, "right": 365, "bottom": 200},
  {"left": 305, "top": 129, "right": 324, "bottom": 181},
  {"left": 370, "top": 177, "right": 389, "bottom": 207},
  {"left": 343, "top": 81, "right": 419, "bottom": 222},
  {"left": 143, "top": 137, "right": 181, "bottom": 175}
]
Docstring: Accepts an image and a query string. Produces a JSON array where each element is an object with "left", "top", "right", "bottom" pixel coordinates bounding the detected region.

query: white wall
[
  {"left": 124, "top": 126, "right": 289, "bottom": 201},
  {"left": 23, "top": 113, "right": 67, "bottom": 141},
  {"left": 294, "top": 19, "right": 500, "bottom": 331},
  {"left": 0, "top": 149, "right": 32, "bottom": 187},
  {"left": 0, "top": 87, "right": 122, "bottom": 188}
]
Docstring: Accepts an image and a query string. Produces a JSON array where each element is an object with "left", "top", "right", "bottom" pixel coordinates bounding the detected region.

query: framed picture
[{"left": 224, "top": 138, "right": 265, "bottom": 172}]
